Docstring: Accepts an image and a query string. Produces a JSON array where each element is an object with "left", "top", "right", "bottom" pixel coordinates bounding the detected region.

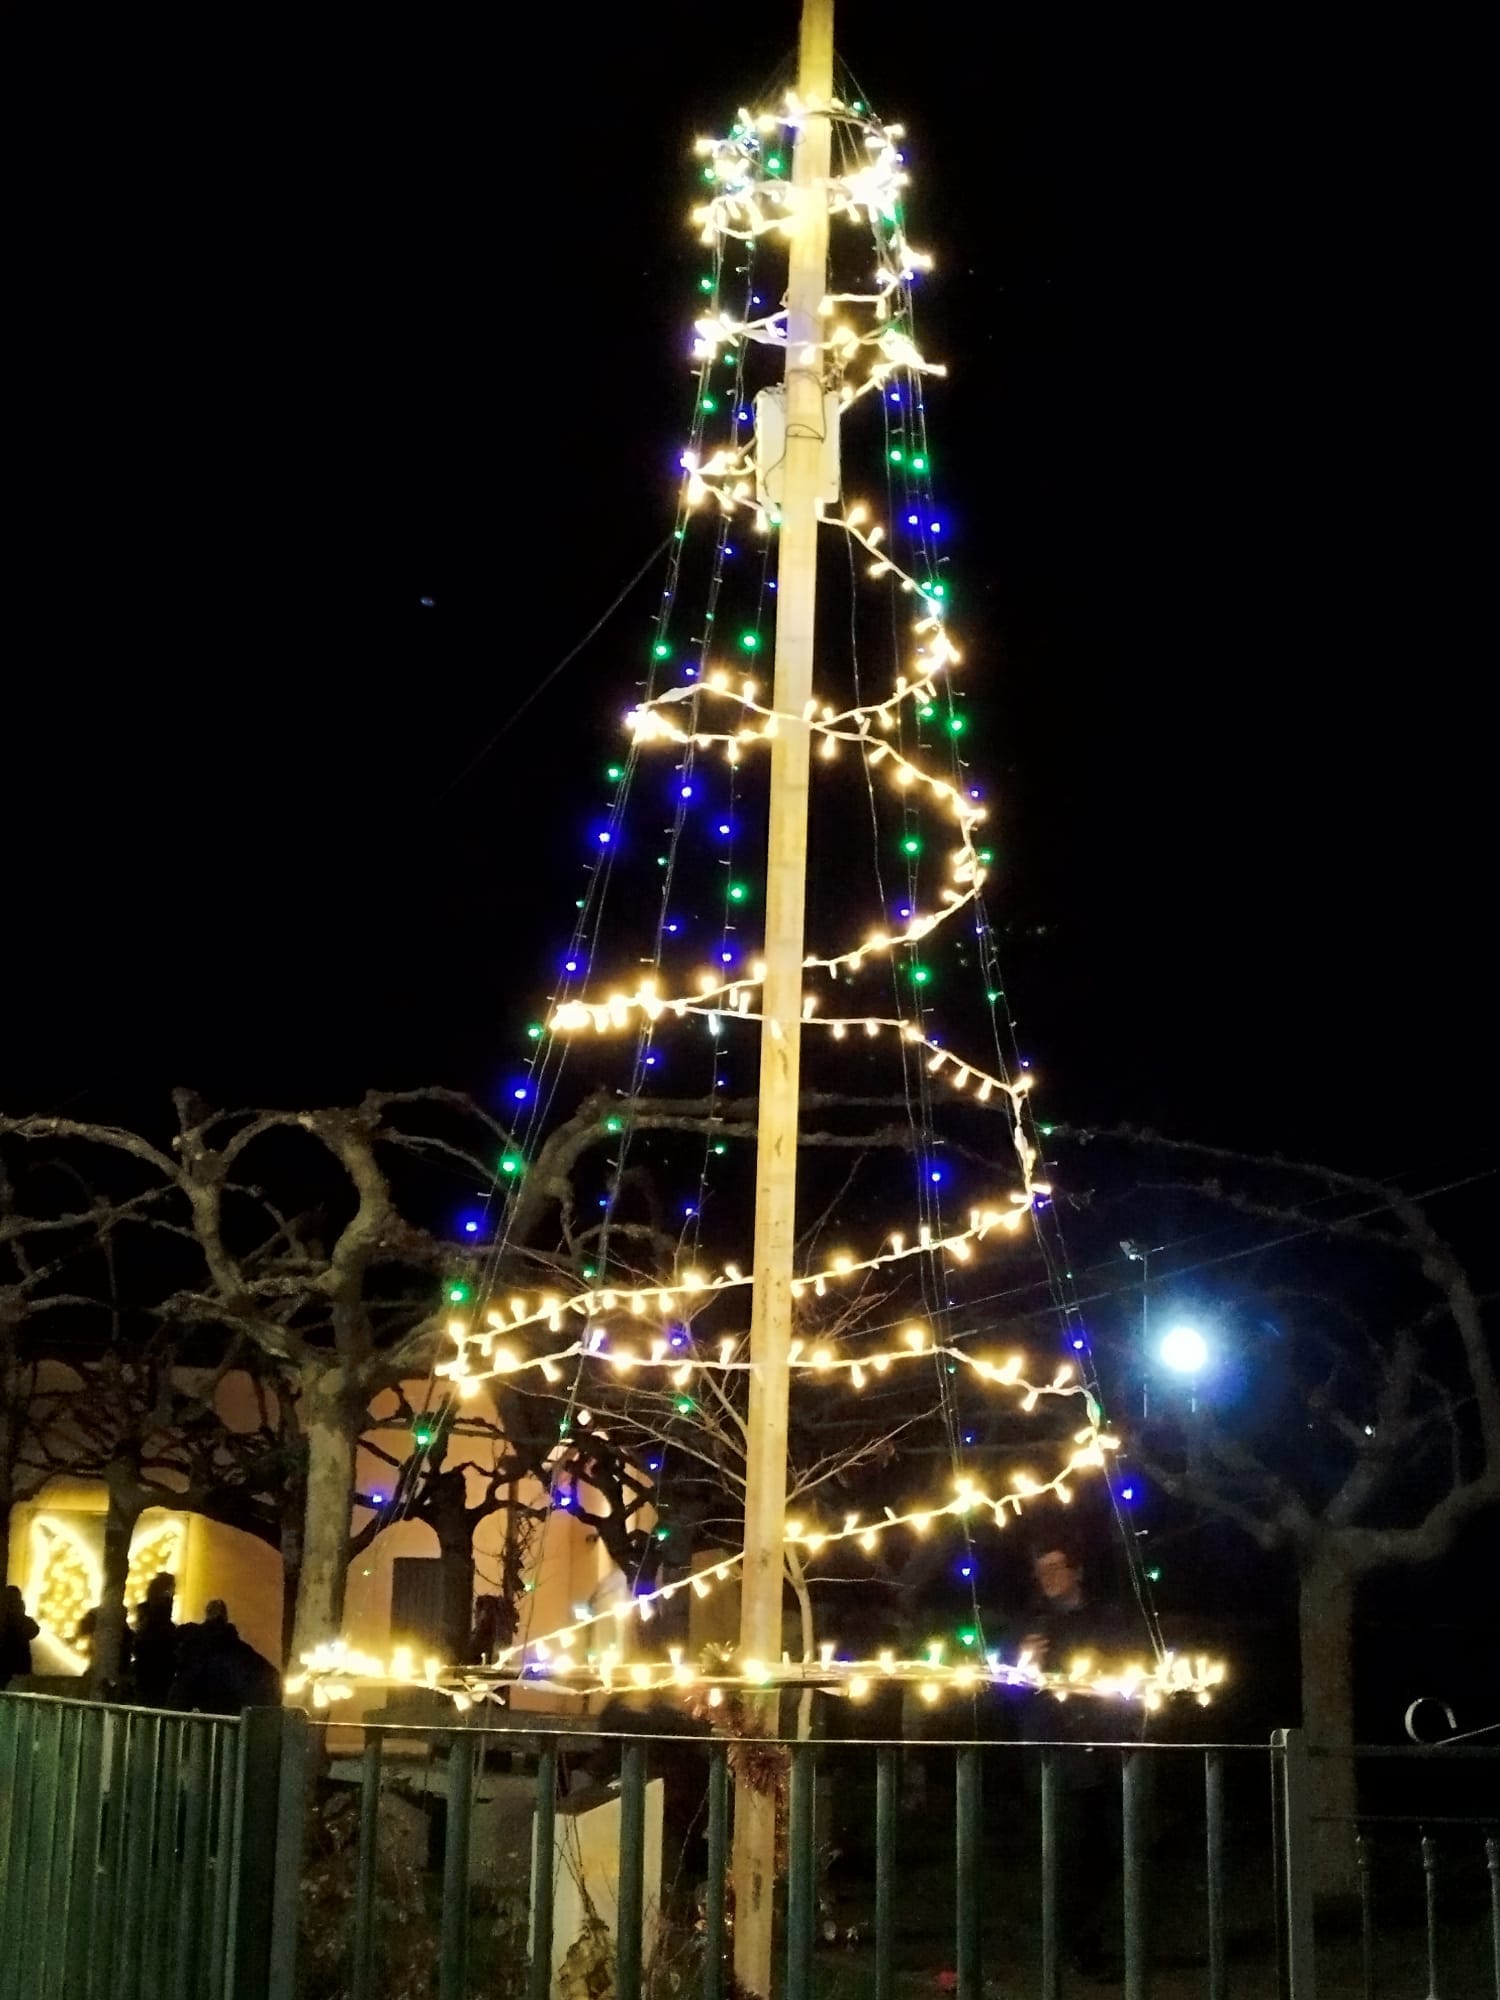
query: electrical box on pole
[{"left": 753, "top": 385, "right": 842, "bottom": 510}]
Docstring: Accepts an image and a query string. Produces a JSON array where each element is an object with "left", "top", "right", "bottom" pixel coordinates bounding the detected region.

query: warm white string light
[
  {"left": 442, "top": 1315, "right": 1083, "bottom": 1406},
  {"left": 439, "top": 1206, "right": 1039, "bottom": 1389},
  {"left": 290, "top": 1633, "right": 1224, "bottom": 1714}
]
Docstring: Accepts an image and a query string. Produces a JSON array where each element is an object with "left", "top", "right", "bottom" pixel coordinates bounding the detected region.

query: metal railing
[
  {"left": 4, "top": 1693, "right": 1496, "bottom": 1999},
  {"left": 1, "top": 1691, "right": 241, "bottom": 2000},
  {"left": 1308, "top": 1741, "right": 1500, "bottom": 2000}
]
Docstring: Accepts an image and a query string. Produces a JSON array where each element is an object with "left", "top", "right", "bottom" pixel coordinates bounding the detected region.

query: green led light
[
  {"left": 986, "top": 988, "right": 1001, "bottom": 1002},
  {"left": 947, "top": 714, "right": 966, "bottom": 735},
  {"left": 654, "top": 1525, "right": 670, "bottom": 1541},
  {"left": 653, "top": 640, "right": 671, "bottom": 658},
  {"left": 701, "top": 394, "right": 719, "bottom": 413},
  {"left": 582, "top": 1264, "right": 597, "bottom": 1278},
  {"left": 919, "top": 702, "right": 936, "bottom": 720},
  {"left": 499, "top": 1154, "right": 522, "bottom": 1177},
  {"left": 739, "top": 630, "right": 759, "bottom": 652},
  {"left": 413, "top": 1425, "right": 434, "bottom": 1447},
  {"left": 527, "top": 1024, "right": 543, "bottom": 1040},
  {"left": 604, "top": 1115, "right": 623, "bottom": 1134},
  {"left": 1037, "top": 1124, "right": 1055, "bottom": 1139},
  {"left": 699, "top": 275, "right": 714, "bottom": 293},
  {"left": 727, "top": 882, "right": 748, "bottom": 903},
  {"left": 1146, "top": 1567, "right": 1163, "bottom": 1583},
  {"left": 674, "top": 529, "right": 685, "bottom": 541},
  {"left": 447, "top": 1282, "right": 470, "bottom": 1305},
  {"left": 702, "top": 165, "right": 717, "bottom": 183},
  {"left": 889, "top": 447, "right": 905, "bottom": 464},
  {"left": 912, "top": 454, "right": 928, "bottom": 472},
  {"left": 674, "top": 1395, "right": 695, "bottom": 1414},
  {"left": 901, "top": 835, "right": 922, "bottom": 856},
  {"left": 958, "top": 1627, "right": 979, "bottom": 1647},
  {"left": 606, "top": 764, "right": 624, "bottom": 781},
  {"left": 911, "top": 965, "right": 931, "bottom": 986},
  {"left": 766, "top": 155, "right": 784, "bottom": 174},
  {"left": 712, "top": 1142, "right": 727, "bottom": 1155},
  {"left": 977, "top": 848, "right": 994, "bottom": 864},
  {"left": 927, "top": 581, "right": 946, "bottom": 599}
]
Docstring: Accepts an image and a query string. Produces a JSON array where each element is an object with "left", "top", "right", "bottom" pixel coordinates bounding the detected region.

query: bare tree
[
  {"left": 26, "top": 1334, "right": 298, "bottom": 1689},
  {"left": 0, "top": 1154, "right": 168, "bottom": 1596},
  {"left": 351, "top": 1393, "right": 550, "bottom": 1661},
  {"left": 1069, "top": 1129, "right": 1499, "bottom": 1899},
  {"left": 2, "top": 1083, "right": 952, "bottom": 1663}
]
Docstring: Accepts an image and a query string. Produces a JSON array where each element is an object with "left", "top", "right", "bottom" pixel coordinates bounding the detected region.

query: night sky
[{"left": 10, "top": 6, "right": 1491, "bottom": 1184}]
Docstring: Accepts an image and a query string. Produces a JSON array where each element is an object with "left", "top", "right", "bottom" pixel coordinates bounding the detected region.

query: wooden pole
[{"left": 731, "top": 1, "right": 834, "bottom": 1992}]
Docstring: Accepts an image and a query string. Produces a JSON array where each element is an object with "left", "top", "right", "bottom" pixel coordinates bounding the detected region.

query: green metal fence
[
  {"left": 1, "top": 1692, "right": 241, "bottom": 2000},
  {"left": 4, "top": 1693, "right": 1497, "bottom": 1999}
]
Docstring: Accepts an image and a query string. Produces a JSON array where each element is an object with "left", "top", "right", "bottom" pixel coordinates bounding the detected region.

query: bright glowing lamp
[{"left": 1159, "top": 1325, "right": 1209, "bottom": 1375}]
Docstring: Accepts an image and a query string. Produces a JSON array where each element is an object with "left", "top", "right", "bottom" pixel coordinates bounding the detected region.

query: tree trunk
[
  {"left": 89, "top": 1474, "right": 144, "bottom": 1697},
  {"left": 1297, "top": 1551, "right": 1360, "bottom": 1903},
  {"left": 288, "top": 1366, "right": 358, "bottom": 1665},
  {"left": 787, "top": 1550, "right": 816, "bottom": 1742},
  {"left": 278, "top": 1442, "right": 307, "bottom": 1667}
]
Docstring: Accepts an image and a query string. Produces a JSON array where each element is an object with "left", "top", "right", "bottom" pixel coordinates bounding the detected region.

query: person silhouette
[
  {"left": 1, "top": 1584, "right": 40, "bottom": 1689},
  {"left": 132, "top": 1572, "right": 179, "bottom": 1706}
]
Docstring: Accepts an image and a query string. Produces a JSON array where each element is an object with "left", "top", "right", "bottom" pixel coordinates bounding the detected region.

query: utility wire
[{"left": 435, "top": 534, "right": 673, "bottom": 802}]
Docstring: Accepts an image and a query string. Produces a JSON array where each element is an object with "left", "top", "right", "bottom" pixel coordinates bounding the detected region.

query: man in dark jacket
[
  {"left": 169, "top": 1600, "right": 281, "bottom": 1714},
  {"left": 1018, "top": 1543, "right": 1141, "bottom": 1977}
]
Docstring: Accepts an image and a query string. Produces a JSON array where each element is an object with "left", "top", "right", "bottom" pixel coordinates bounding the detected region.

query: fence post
[
  {"left": 1273, "top": 1729, "right": 1318, "bottom": 2000},
  {"left": 1122, "top": 1747, "right": 1152, "bottom": 2000},
  {"left": 955, "top": 1745, "right": 982, "bottom": 2000},
  {"left": 227, "top": 1707, "right": 307, "bottom": 2000},
  {"left": 439, "top": 1734, "right": 476, "bottom": 2000},
  {"left": 875, "top": 1743, "right": 897, "bottom": 2000},
  {"left": 618, "top": 1740, "right": 647, "bottom": 2000},
  {"left": 528, "top": 1742, "right": 558, "bottom": 2000},
  {"left": 350, "top": 1735, "right": 383, "bottom": 2000},
  {"left": 703, "top": 1746, "right": 729, "bottom": 2000},
  {"left": 785, "top": 1742, "right": 816, "bottom": 2000}
]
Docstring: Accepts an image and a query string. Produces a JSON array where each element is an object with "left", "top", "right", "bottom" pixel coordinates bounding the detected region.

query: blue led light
[
  {"left": 718, "top": 822, "right": 732, "bottom": 836},
  {"left": 930, "top": 1168, "right": 944, "bottom": 1183},
  {"left": 513, "top": 1086, "right": 527, "bottom": 1100},
  {"left": 681, "top": 784, "right": 694, "bottom": 799},
  {"left": 597, "top": 830, "right": 612, "bottom": 844},
  {"left": 564, "top": 958, "right": 579, "bottom": 973}
]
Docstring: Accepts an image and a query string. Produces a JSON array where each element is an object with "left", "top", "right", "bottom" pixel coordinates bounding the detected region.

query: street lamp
[{"left": 1159, "top": 1323, "right": 1210, "bottom": 1375}]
